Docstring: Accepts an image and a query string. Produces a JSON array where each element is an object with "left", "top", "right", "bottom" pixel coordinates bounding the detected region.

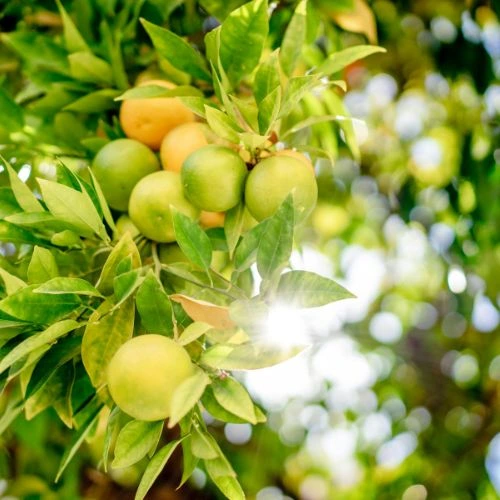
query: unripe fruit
[
  {"left": 119, "top": 80, "right": 195, "bottom": 150},
  {"left": 275, "top": 149, "right": 314, "bottom": 170},
  {"left": 245, "top": 155, "right": 318, "bottom": 222},
  {"left": 92, "top": 139, "right": 160, "bottom": 211},
  {"left": 114, "top": 215, "right": 140, "bottom": 240},
  {"left": 182, "top": 145, "right": 248, "bottom": 212},
  {"left": 160, "top": 122, "right": 210, "bottom": 173},
  {"left": 129, "top": 171, "right": 199, "bottom": 242},
  {"left": 107, "top": 335, "right": 194, "bottom": 421}
]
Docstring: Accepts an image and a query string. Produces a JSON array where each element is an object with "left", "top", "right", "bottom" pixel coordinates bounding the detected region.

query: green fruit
[
  {"left": 245, "top": 155, "right": 318, "bottom": 222},
  {"left": 128, "top": 171, "right": 199, "bottom": 243},
  {"left": 114, "top": 215, "right": 140, "bottom": 240},
  {"left": 92, "top": 139, "right": 160, "bottom": 211},
  {"left": 181, "top": 145, "right": 247, "bottom": 212},
  {"left": 107, "top": 334, "right": 194, "bottom": 421}
]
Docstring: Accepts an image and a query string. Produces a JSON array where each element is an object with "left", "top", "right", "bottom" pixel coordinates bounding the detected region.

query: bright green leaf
[
  {"left": 212, "top": 377, "right": 256, "bottom": 424},
  {"left": 27, "top": 246, "right": 59, "bottom": 284}
]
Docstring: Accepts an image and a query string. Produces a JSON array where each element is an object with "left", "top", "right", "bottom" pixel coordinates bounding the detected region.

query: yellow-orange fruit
[{"left": 199, "top": 211, "right": 225, "bottom": 228}]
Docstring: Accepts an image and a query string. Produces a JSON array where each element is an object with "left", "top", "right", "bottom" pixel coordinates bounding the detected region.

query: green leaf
[
  {"left": 205, "top": 106, "right": 241, "bottom": 143},
  {"left": 254, "top": 50, "right": 281, "bottom": 105},
  {"left": 200, "top": 0, "right": 247, "bottom": 20},
  {"left": 116, "top": 84, "right": 203, "bottom": 101},
  {"left": 0, "top": 319, "right": 79, "bottom": 375},
  {"left": 317, "top": 45, "right": 386, "bottom": 75},
  {"left": 113, "top": 269, "right": 142, "bottom": 303},
  {"left": 97, "top": 233, "right": 141, "bottom": 295},
  {"left": 136, "top": 271, "right": 173, "bottom": 336},
  {"left": 0, "top": 268, "right": 27, "bottom": 295},
  {"left": 279, "top": 74, "right": 321, "bottom": 118},
  {"left": 0, "top": 285, "right": 81, "bottom": 324},
  {"left": 81, "top": 298, "right": 135, "bottom": 388},
  {"left": 224, "top": 203, "right": 245, "bottom": 258},
  {"left": 34, "top": 277, "right": 103, "bottom": 297},
  {"left": 87, "top": 168, "right": 116, "bottom": 233},
  {"left": 0, "top": 396, "right": 24, "bottom": 435},
  {"left": 202, "top": 387, "right": 247, "bottom": 423},
  {"left": 134, "top": 438, "right": 185, "bottom": 500},
  {"left": 233, "top": 220, "right": 268, "bottom": 272},
  {"left": 277, "top": 270, "right": 354, "bottom": 307},
  {"left": 5, "top": 212, "right": 77, "bottom": 233},
  {"left": 168, "top": 368, "right": 210, "bottom": 428},
  {"left": 0, "top": 221, "right": 48, "bottom": 246},
  {"left": 64, "top": 89, "right": 121, "bottom": 113},
  {"left": 191, "top": 427, "right": 219, "bottom": 459},
  {"left": 179, "top": 435, "right": 199, "bottom": 487},
  {"left": 37, "top": 178, "right": 108, "bottom": 240},
  {"left": 27, "top": 246, "right": 59, "bottom": 284},
  {"left": 220, "top": 0, "right": 269, "bottom": 86},
  {"left": 56, "top": 0, "right": 90, "bottom": 53},
  {"left": 68, "top": 52, "right": 113, "bottom": 85},
  {"left": 258, "top": 85, "right": 281, "bottom": 134},
  {"left": 257, "top": 194, "right": 294, "bottom": 279},
  {"left": 206, "top": 473, "right": 245, "bottom": 500},
  {"left": 280, "top": 0, "right": 308, "bottom": 76},
  {"left": 103, "top": 406, "right": 122, "bottom": 472},
  {"left": 51, "top": 230, "right": 82, "bottom": 247},
  {"left": 140, "top": 19, "right": 211, "bottom": 82},
  {"left": 0, "top": 88, "right": 24, "bottom": 132},
  {"left": 25, "top": 335, "right": 81, "bottom": 399},
  {"left": 201, "top": 342, "right": 307, "bottom": 370},
  {"left": 112, "top": 420, "right": 164, "bottom": 469},
  {"left": 53, "top": 362, "right": 76, "bottom": 428},
  {"left": 178, "top": 321, "right": 212, "bottom": 346},
  {"left": 2, "top": 158, "right": 43, "bottom": 213},
  {"left": 56, "top": 403, "right": 102, "bottom": 482},
  {"left": 172, "top": 209, "right": 212, "bottom": 271},
  {"left": 212, "top": 377, "right": 256, "bottom": 424}
]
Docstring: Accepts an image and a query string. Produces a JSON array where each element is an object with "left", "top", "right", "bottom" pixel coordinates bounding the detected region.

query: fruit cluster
[{"left": 91, "top": 80, "right": 318, "bottom": 244}]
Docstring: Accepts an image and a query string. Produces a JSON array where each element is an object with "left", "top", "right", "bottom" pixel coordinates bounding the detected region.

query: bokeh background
[{"left": 0, "top": 1, "right": 499, "bottom": 499}]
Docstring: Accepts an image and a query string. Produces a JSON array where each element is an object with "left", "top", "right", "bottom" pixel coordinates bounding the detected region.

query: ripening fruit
[
  {"left": 199, "top": 211, "right": 225, "bottom": 228},
  {"left": 160, "top": 122, "right": 210, "bottom": 173},
  {"left": 128, "top": 171, "right": 199, "bottom": 242},
  {"left": 119, "top": 80, "right": 195, "bottom": 150},
  {"left": 245, "top": 155, "right": 318, "bottom": 222},
  {"left": 107, "top": 335, "right": 194, "bottom": 421},
  {"left": 182, "top": 145, "right": 248, "bottom": 212},
  {"left": 92, "top": 139, "right": 160, "bottom": 211}
]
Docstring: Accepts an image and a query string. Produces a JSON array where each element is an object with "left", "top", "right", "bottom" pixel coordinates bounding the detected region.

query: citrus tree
[{"left": 0, "top": 0, "right": 384, "bottom": 498}]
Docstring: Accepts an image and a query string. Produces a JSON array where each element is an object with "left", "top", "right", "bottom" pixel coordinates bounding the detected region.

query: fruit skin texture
[
  {"left": 129, "top": 171, "right": 199, "bottom": 243},
  {"left": 182, "top": 145, "right": 248, "bottom": 212},
  {"left": 114, "top": 215, "right": 140, "bottom": 240},
  {"left": 275, "top": 149, "right": 314, "bottom": 170},
  {"left": 92, "top": 139, "right": 160, "bottom": 211},
  {"left": 245, "top": 155, "right": 318, "bottom": 222},
  {"left": 107, "top": 334, "right": 194, "bottom": 421},
  {"left": 160, "top": 122, "right": 210, "bottom": 173},
  {"left": 119, "top": 80, "right": 195, "bottom": 150}
]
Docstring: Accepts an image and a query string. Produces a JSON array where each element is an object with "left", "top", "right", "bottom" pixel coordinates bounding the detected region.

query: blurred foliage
[{"left": 0, "top": 0, "right": 499, "bottom": 499}]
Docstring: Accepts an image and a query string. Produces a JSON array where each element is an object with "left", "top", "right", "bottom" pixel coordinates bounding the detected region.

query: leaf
[
  {"left": 202, "top": 387, "right": 247, "bottom": 423},
  {"left": 113, "top": 268, "right": 142, "bottom": 303},
  {"left": 201, "top": 342, "right": 307, "bottom": 370},
  {"left": 2, "top": 159, "right": 42, "bottom": 213},
  {"left": 229, "top": 298, "right": 269, "bottom": 337},
  {"left": 51, "top": 230, "right": 82, "bottom": 247},
  {"left": 0, "top": 285, "right": 81, "bottom": 324},
  {"left": 0, "top": 320, "right": 79, "bottom": 375},
  {"left": 37, "top": 178, "right": 108, "bottom": 240},
  {"left": 279, "top": 74, "right": 321, "bottom": 118},
  {"left": 168, "top": 368, "right": 210, "bottom": 428},
  {"left": 280, "top": 0, "right": 308, "bottom": 76},
  {"left": 116, "top": 84, "right": 203, "bottom": 101},
  {"left": 81, "top": 298, "right": 135, "bottom": 388},
  {"left": 0, "top": 397, "right": 24, "bottom": 435},
  {"left": 27, "top": 246, "right": 59, "bottom": 284},
  {"left": 191, "top": 427, "right": 219, "bottom": 459},
  {"left": 103, "top": 406, "right": 122, "bottom": 472},
  {"left": 87, "top": 168, "right": 116, "bottom": 233},
  {"left": 53, "top": 362, "right": 76, "bottom": 428},
  {"left": 112, "top": 420, "right": 164, "bottom": 469},
  {"left": 0, "top": 89, "right": 24, "bottom": 132},
  {"left": 140, "top": 19, "right": 211, "bottom": 82},
  {"left": 224, "top": 203, "right": 245, "bottom": 258},
  {"left": 56, "top": 0, "right": 90, "bottom": 53},
  {"left": 97, "top": 233, "right": 141, "bottom": 295},
  {"left": 68, "top": 52, "right": 113, "bottom": 85},
  {"left": 254, "top": 50, "right": 281, "bottom": 105},
  {"left": 331, "top": 0, "right": 378, "bottom": 44},
  {"left": 178, "top": 321, "right": 212, "bottom": 346},
  {"left": 204, "top": 106, "right": 241, "bottom": 143},
  {"left": 134, "top": 438, "right": 185, "bottom": 500},
  {"left": 64, "top": 89, "right": 121, "bottom": 113},
  {"left": 0, "top": 221, "right": 48, "bottom": 246},
  {"left": 200, "top": 0, "right": 247, "bottom": 20},
  {"left": 219, "top": 0, "right": 269, "bottom": 85},
  {"left": 179, "top": 435, "right": 199, "bottom": 487},
  {"left": 0, "top": 268, "right": 27, "bottom": 295},
  {"left": 170, "top": 295, "right": 235, "bottom": 329},
  {"left": 206, "top": 473, "right": 245, "bottom": 500},
  {"left": 317, "top": 45, "right": 385, "bottom": 75},
  {"left": 55, "top": 404, "right": 102, "bottom": 482},
  {"left": 277, "top": 270, "right": 354, "bottom": 307},
  {"left": 258, "top": 85, "right": 281, "bottom": 134},
  {"left": 212, "top": 377, "right": 256, "bottom": 424},
  {"left": 172, "top": 209, "right": 212, "bottom": 271},
  {"left": 34, "top": 277, "right": 103, "bottom": 297},
  {"left": 234, "top": 220, "right": 268, "bottom": 272},
  {"left": 257, "top": 194, "right": 294, "bottom": 279},
  {"left": 5, "top": 212, "right": 77, "bottom": 232}
]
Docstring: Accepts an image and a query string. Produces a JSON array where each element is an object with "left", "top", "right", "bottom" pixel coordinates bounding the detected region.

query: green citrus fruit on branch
[
  {"left": 107, "top": 334, "right": 195, "bottom": 421},
  {"left": 181, "top": 145, "right": 248, "bottom": 212},
  {"left": 119, "top": 80, "right": 195, "bottom": 151},
  {"left": 92, "top": 139, "right": 160, "bottom": 211},
  {"left": 129, "top": 170, "right": 199, "bottom": 242},
  {"left": 245, "top": 155, "right": 318, "bottom": 222}
]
